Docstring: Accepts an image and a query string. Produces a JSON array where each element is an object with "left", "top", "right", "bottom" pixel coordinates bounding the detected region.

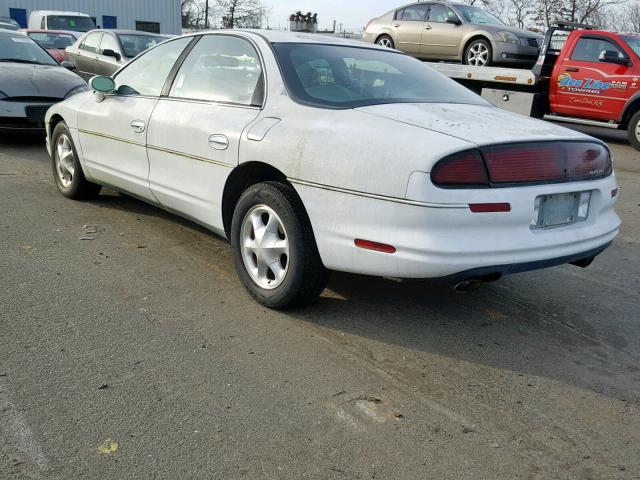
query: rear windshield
[
  {"left": 0, "top": 34, "right": 58, "bottom": 65},
  {"left": 272, "top": 42, "right": 486, "bottom": 109},
  {"left": 118, "top": 34, "right": 164, "bottom": 58},
  {"left": 28, "top": 32, "right": 76, "bottom": 49},
  {"left": 47, "top": 15, "right": 95, "bottom": 32}
]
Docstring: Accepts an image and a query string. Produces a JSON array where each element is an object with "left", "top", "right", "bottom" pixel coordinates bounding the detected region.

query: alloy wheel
[
  {"left": 467, "top": 43, "right": 489, "bottom": 66},
  {"left": 378, "top": 37, "right": 393, "bottom": 48},
  {"left": 240, "top": 205, "right": 290, "bottom": 290},
  {"left": 55, "top": 133, "right": 75, "bottom": 188}
]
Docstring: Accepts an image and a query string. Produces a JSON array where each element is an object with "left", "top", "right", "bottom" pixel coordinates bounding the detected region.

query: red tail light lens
[
  {"left": 431, "top": 142, "right": 611, "bottom": 188},
  {"left": 431, "top": 150, "right": 489, "bottom": 187}
]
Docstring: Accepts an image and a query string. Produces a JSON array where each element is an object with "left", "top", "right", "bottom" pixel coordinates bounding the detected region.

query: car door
[
  {"left": 75, "top": 31, "right": 102, "bottom": 80},
  {"left": 96, "top": 31, "right": 122, "bottom": 76},
  {"left": 550, "top": 35, "right": 634, "bottom": 120},
  {"left": 421, "top": 3, "right": 462, "bottom": 59},
  {"left": 77, "top": 36, "right": 194, "bottom": 201},
  {"left": 146, "top": 34, "right": 263, "bottom": 231},
  {"left": 393, "top": 4, "right": 429, "bottom": 55}
]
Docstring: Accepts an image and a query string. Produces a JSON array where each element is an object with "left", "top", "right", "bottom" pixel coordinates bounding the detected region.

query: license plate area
[{"left": 533, "top": 191, "right": 591, "bottom": 229}]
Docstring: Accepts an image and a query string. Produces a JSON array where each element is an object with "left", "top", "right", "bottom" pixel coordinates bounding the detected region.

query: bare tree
[
  {"left": 218, "top": 0, "right": 267, "bottom": 28},
  {"left": 181, "top": 0, "right": 205, "bottom": 28},
  {"left": 506, "top": 0, "right": 533, "bottom": 28}
]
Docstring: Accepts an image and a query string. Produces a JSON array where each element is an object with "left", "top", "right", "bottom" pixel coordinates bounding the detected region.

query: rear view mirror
[
  {"left": 600, "top": 50, "right": 631, "bottom": 66},
  {"left": 446, "top": 17, "right": 462, "bottom": 25},
  {"left": 60, "top": 60, "right": 76, "bottom": 71},
  {"left": 102, "top": 49, "right": 121, "bottom": 61},
  {"left": 90, "top": 76, "right": 115, "bottom": 93}
]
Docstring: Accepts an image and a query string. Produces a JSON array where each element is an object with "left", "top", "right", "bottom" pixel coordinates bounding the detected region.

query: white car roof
[{"left": 32, "top": 11, "right": 90, "bottom": 17}]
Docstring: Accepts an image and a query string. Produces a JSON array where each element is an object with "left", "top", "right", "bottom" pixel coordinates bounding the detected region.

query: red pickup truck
[{"left": 427, "top": 22, "right": 640, "bottom": 150}]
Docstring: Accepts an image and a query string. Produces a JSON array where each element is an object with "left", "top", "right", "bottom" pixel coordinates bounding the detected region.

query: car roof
[
  {"left": 100, "top": 29, "right": 166, "bottom": 36},
  {"left": 31, "top": 10, "right": 90, "bottom": 17},
  {"left": 0, "top": 29, "right": 27, "bottom": 37},
  {"left": 23, "top": 28, "right": 78, "bottom": 34}
]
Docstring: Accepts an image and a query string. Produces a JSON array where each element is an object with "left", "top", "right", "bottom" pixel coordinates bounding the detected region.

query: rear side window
[
  {"left": 571, "top": 37, "right": 625, "bottom": 62},
  {"left": 169, "top": 35, "right": 263, "bottom": 106},
  {"left": 401, "top": 4, "right": 429, "bottom": 21},
  {"left": 114, "top": 37, "right": 192, "bottom": 96}
]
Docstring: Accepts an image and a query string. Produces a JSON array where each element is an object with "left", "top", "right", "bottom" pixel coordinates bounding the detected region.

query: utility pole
[{"left": 205, "top": 0, "right": 209, "bottom": 29}]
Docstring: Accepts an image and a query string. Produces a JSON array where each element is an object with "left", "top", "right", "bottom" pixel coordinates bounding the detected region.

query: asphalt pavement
[{"left": 1, "top": 129, "right": 639, "bottom": 479}]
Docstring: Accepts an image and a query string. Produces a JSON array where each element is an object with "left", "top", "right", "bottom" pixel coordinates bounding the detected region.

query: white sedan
[{"left": 45, "top": 30, "right": 620, "bottom": 308}]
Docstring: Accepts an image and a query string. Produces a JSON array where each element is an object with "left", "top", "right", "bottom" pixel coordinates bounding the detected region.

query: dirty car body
[{"left": 45, "top": 31, "right": 620, "bottom": 307}]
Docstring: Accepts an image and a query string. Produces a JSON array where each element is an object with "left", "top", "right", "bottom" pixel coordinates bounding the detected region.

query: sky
[{"left": 264, "top": 0, "right": 403, "bottom": 32}]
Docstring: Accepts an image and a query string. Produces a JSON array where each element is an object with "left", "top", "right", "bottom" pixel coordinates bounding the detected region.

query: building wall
[{"left": 0, "top": 0, "right": 181, "bottom": 34}]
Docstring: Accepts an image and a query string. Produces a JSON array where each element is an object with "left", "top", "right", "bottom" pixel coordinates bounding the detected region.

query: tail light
[{"left": 431, "top": 142, "right": 611, "bottom": 188}]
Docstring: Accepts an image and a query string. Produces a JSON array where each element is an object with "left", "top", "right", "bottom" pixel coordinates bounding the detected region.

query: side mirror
[
  {"left": 60, "top": 60, "right": 76, "bottom": 71},
  {"left": 446, "top": 17, "right": 462, "bottom": 25},
  {"left": 600, "top": 50, "right": 631, "bottom": 66},
  {"left": 90, "top": 75, "right": 115, "bottom": 93},
  {"left": 102, "top": 49, "right": 122, "bottom": 61}
]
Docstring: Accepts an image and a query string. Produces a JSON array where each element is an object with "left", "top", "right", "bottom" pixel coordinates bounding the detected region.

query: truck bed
[{"left": 424, "top": 62, "right": 538, "bottom": 87}]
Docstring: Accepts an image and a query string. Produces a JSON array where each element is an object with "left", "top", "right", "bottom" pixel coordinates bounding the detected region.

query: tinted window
[
  {"left": 117, "top": 34, "right": 163, "bottom": 58},
  {"left": 47, "top": 15, "right": 95, "bottom": 32},
  {"left": 27, "top": 32, "right": 75, "bottom": 49},
  {"left": 114, "top": 37, "right": 192, "bottom": 96},
  {"left": 170, "top": 35, "right": 263, "bottom": 105},
  {"left": 0, "top": 33, "right": 57, "bottom": 65},
  {"left": 428, "top": 4, "right": 458, "bottom": 23},
  {"left": 272, "top": 43, "right": 486, "bottom": 109},
  {"left": 99, "top": 33, "right": 119, "bottom": 54},
  {"left": 81, "top": 32, "right": 102, "bottom": 53},
  {"left": 401, "top": 4, "right": 428, "bottom": 21},
  {"left": 571, "top": 37, "right": 625, "bottom": 62}
]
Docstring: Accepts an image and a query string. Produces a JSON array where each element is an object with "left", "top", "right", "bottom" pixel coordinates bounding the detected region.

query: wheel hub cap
[
  {"left": 240, "top": 205, "right": 290, "bottom": 290},
  {"left": 378, "top": 38, "right": 392, "bottom": 48},
  {"left": 55, "top": 134, "right": 74, "bottom": 188},
  {"left": 468, "top": 44, "right": 489, "bottom": 66}
]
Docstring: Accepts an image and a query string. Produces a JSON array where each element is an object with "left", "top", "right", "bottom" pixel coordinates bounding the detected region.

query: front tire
[
  {"left": 464, "top": 39, "right": 492, "bottom": 66},
  {"left": 376, "top": 35, "right": 395, "bottom": 49},
  {"left": 627, "top": 111, "right": 640, "bottom": 151},
  {"left": 230, "top": 181, "right": 329, "bottom": 309},
  {"left": 51, "top": 121, "right": 101, "bottom": 199}
]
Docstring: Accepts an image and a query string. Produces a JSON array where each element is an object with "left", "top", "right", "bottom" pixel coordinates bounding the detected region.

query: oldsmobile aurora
[{"left": 45, "top": 31, "right": 620, "bottom": 308}]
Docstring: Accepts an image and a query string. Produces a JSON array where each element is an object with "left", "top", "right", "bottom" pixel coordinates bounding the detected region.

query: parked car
[
  {"left": 363, "top": 2, "right": 543, "bottom": 66},
  {"left": 28, "top": 10, "right": 95, "bottom": 33},
  {"left": 23, "top": 29, "right": 82, "bottom": 62},
  {"left": 0, "top": 16, "right": 20, "bottom": 31},
  {"left": 64, "top": 29, "right": 168, "bottom": 80},
  {"left": 45, "top": 31, "right": 619, "bottom": 308},
  {"left": 0, "top": 30, "right": 88, "bottom": 132}
]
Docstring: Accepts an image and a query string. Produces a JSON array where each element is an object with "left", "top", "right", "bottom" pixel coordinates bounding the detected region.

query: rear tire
[
  {"left": 51, "top": 121, "right": 101, "bottom": 199},
  {"left": 230, "top": 181, "right": 329, "bottom": 309},
  {"left": 627, "top": 111, "right": 640, "bottom": 151},
  {"left": 376, "top": 35, "right": 395, "bottom": 49},
  {"left": 464, "top": 38, "right": 492, "bottom": 66}
]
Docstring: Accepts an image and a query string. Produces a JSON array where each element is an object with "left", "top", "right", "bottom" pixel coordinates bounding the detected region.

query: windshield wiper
[{"left": 0, "top": 58, "right": 51, "bottom": 65}]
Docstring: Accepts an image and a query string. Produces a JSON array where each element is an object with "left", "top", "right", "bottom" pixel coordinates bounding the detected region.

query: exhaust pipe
[{"left": 452, "top": 272, "right": 502, "bottom": 292}]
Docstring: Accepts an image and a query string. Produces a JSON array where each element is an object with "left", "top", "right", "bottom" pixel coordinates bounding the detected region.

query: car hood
[
  {"left": 472, "top": 23, "right": 543, "bottom": 39},
  {"left": 0, "top": 62, "right": 85, "bottom": 98},
  {"left": 355, "top": 103, "right": 588, "bottom": 146}
]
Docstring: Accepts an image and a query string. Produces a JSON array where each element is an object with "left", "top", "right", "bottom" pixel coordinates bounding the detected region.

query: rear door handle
[
  {"left": 565, "top": 67, "right": 579, "bottom": 72},
  {"left": 130, "top": 120, "right": 145, "bottom": 133},
  {"left": 208, "top": 134, "right": 229, "bottom": 150}
]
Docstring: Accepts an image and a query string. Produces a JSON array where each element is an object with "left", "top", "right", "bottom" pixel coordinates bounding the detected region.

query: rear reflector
[
  {"left": 469, "top": 203, "right": 511, "bottom": 213},
  {"left": 354, "top": 239, "right": 396, "bottom": 254},
  {"left": 432, "top": 142, "right": 611, "bottom": 188}
]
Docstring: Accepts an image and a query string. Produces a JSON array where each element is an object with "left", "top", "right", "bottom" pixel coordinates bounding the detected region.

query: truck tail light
[
  {"left": 430, "top": 150, "right": 489, "bottom": 187},
  {"left": 431, "top": 142, "right": 611, "bottom": 188}
]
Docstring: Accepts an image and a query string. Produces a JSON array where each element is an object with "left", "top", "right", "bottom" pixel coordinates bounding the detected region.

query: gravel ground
[{"left": 0, "top": 128, "right": 639, "bottom": 480}]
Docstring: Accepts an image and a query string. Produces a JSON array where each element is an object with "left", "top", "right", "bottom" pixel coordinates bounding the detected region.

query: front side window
[
  {"left": 454, "top": 5, "right": 504, "bottom": 25},
  {"left": 0, "top": 34, "right": 57, "bottom": 65},
  {"left": 622, "top": 35, "right": 640, "bottom": 57},
  {"left": 272, "top": 42, "right": 485, "bottom": 109},
  {"left": 571, "top": 37, "right": 625, "bottom": 62},
  {"left": 47, "top": 15, "right": 95, "bottom": 32},
  {"left": 170, "top": 35, "right": 263, "bottom": 106},
  {"left": 401, "top": 4, "right": 429, "bottom": 21},
  {"left": 81, "top": 32, "right": 102, "bottom": 53},
  {"left": 117, "top": 34, "right": 163, "bottom": 58},
  {"left": 114, "top": 37, "right": 192, "bottom": 96},
  {"left": 99, "top": 33, "right": 119, "bottom": 55},
  {"left": 428, "top": 4, "right": 459, "bottom": 23}
]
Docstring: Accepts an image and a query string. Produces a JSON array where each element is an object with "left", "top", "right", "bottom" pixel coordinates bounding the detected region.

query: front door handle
[
  {"left": 130, "top": 120, "right": 145, "bottom": 133},
  {"left": 393, "top": 23, "right": 400, "bottom": 28},
  {"left": 425, "top": 25, "right": 433, "bottom": 30},
  {"left": 565, "top": 67, "right": 579, "bottom": 72},
  {"left": 208, "top": 134, "right": 229, "bottom": 150}
]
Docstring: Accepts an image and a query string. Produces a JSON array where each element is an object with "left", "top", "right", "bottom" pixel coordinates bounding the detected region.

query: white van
[{"left": 28, "top": 11, "right": 95, "bottom": 32}]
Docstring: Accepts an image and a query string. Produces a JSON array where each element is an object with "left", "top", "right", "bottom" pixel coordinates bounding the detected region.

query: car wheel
[
  {"left": 230, "top": 181, "right": 329, "bottom": 309},
  {"left": 465, "top": 39, "right": 492, "bottom": 66},
  {"left": 51, "top": 122, "right": 101, "bottom": 199},
  {"left": 627, "top": 111, "right": 640, "bottom": 151},
  {"left": 376, "top": 35, "right": 395, "bottom": 49}
]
